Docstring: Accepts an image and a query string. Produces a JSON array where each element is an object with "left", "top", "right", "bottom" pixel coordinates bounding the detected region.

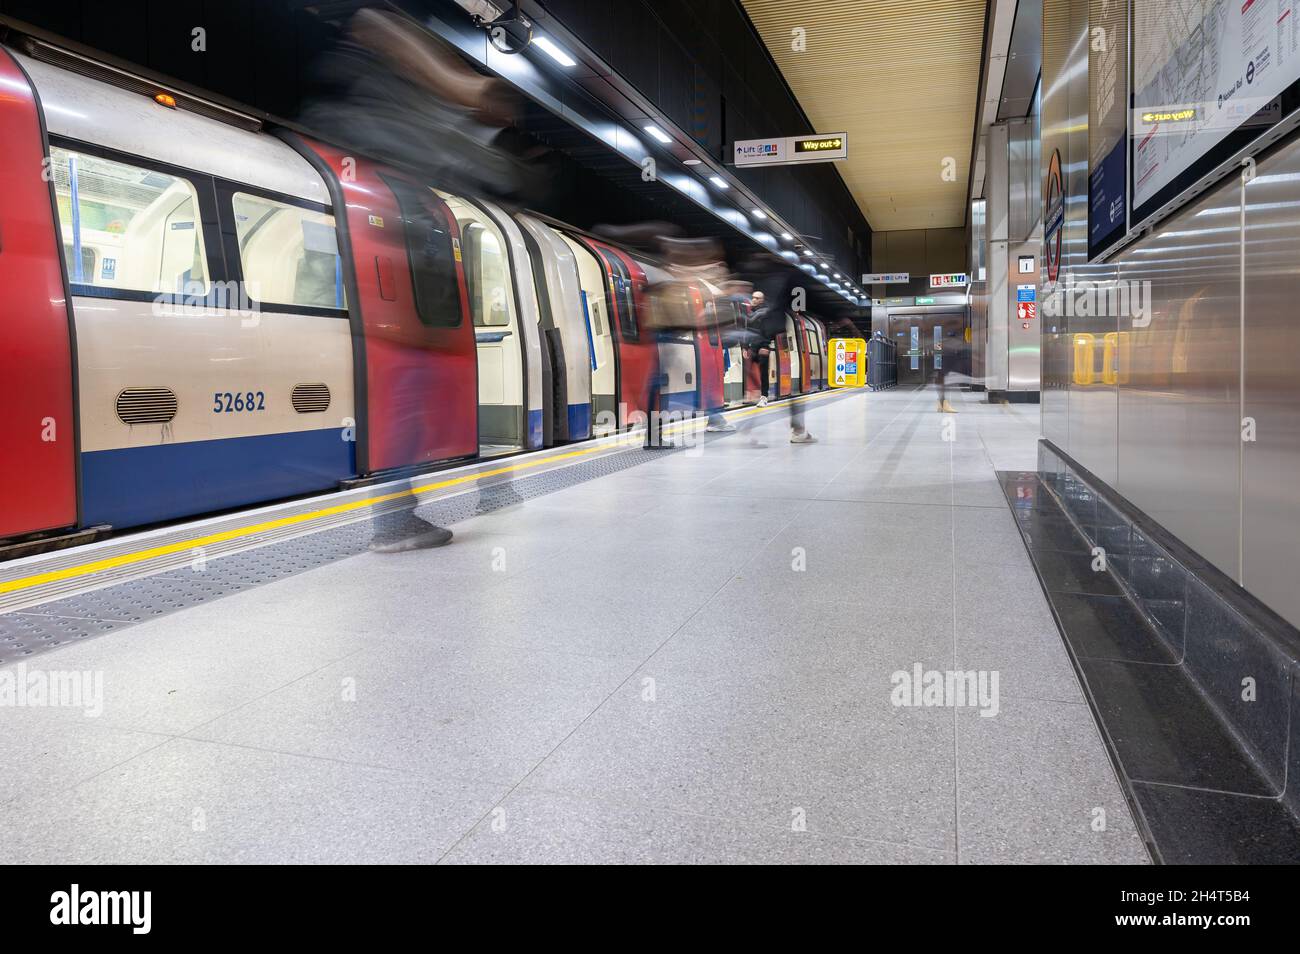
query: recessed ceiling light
[
  {"left": 833, "top": 273, "right": 841, "bottom": 279},
  {"left": 643, "top": 124, "right": 673, "bottom": 144},
  {"left": 751, "top": 208, "right": 767, "bottom": 219},
  {"left": 683, "top": 158, "right": 702, "bottom": 166},
  {"left": 708, "top": 176, "right": 728, "bottom": 189},
  {"left": 780, "top": 232, "right": 793, "bottom": 241},
  {"left": 803, "top": 249, "right": 814, "bottom": 257},
  {"left": 532, "top": 36, "right": 577, "bottom": 67}
]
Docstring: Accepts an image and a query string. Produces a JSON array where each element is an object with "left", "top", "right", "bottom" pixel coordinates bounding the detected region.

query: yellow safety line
[{"left": 0, "top": 387, "right": 854, "bottom": 596}]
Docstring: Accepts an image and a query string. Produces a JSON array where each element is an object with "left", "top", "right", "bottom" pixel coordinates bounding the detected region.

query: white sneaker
[
  {"left": 790, "top": 431, "right": 818, "bottom": 444},
  {"left": 705, "top": 422, "right": 737, "bottom": 432},
  {"left": 757, "top": 396, "right": 769, "bottom": 407}
]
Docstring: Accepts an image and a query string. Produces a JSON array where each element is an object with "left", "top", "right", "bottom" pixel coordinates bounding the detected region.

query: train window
[
  {"left": 232, "top": 193, "right": 345, "bottom": 310},
  {"left": 386, "top": 179, "right": 461, "bottom": 328},
  {"left": 461, "top": 221, "right": 511, "bottom": 327},
  {"left": 704, "top": 301, "right": 719, "bottom": 346},
  {"left": 50, "top": 146, "right": 208, "bottom": 295}
]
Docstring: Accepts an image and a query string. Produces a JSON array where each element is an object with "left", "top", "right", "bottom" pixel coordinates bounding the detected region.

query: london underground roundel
[{"left": 1045, "top": 149, "right": 1064, "bottom": 285}]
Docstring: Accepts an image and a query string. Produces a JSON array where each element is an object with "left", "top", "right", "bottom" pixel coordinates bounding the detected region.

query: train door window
[
  {"left": 461, "top": 221, "right": 511, "bottom": 327},
  {"left": 596, "top": 249, "right": 637, "bottom": 340},
  {"left": 231, "top": 192, "right": 345, "bottom": 310},
  {"left": 50, "top": 145, "right": 208, "bottom": 295},
  {"left": 705, "top": 301, "right": 719, "bottom": 345},
  {"left": 615, "top": 274, "right": 637, "bottom": 339},
  {"left": 386, "top": 178, "right": 461, "bottom": 327}
]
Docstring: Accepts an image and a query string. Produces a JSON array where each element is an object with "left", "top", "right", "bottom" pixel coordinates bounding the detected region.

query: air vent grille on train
[
  {"left": 291, "top": 384, "right": 331, "bottom": 413},
  {"left": 116, "top": 388, "right": 178, "bottom": 425}
]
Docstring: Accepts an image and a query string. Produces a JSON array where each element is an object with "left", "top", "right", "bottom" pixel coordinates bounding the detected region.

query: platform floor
[{"left": 0, "top": 387, "right": 1149, "bottom": 864}]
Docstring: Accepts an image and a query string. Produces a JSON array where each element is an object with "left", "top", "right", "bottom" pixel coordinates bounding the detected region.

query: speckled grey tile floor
[{"left": 0, "top": 388, "right": 1148, "bottom": 864}]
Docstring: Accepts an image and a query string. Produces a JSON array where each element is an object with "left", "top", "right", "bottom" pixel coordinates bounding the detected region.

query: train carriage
[{"left": 8, "top": 49, "right": 361, "bottom": 531}]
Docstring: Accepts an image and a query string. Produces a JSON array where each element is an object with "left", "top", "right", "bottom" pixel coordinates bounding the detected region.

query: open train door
[{"left": 0, "top": 49, "right": 77, "bottom": 538}]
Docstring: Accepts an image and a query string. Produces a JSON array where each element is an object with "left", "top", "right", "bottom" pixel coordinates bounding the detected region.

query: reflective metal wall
[
  {"left": 1039, "top": 0, "right": 1087, "bottom": 446},
  {"left": 1242, "top": 137, "right": 1300, "bottom": 622},
  {"left": 1115, "top": 185, "right": 1241, "bottom": 577},
  {"left": 1040, "top": 0, "right": 1300, "bottom": 627}
]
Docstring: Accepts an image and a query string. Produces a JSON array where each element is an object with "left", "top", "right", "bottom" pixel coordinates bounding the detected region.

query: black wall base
[
  {"left": 987, "top": 389, "right": 1039, "bottom": 404},
  {"left": 998, "top": 440, "right": 1300, "bottom": 864}
]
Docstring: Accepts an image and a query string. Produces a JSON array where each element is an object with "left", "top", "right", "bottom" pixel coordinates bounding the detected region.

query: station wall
[{"left": 1041, "top": 0, "right": 1300, "bottom": 629}]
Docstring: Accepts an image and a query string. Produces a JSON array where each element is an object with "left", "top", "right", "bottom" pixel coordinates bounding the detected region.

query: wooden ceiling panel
[{"left": 741, "top": 0, "right": 987, "bottom": 231}]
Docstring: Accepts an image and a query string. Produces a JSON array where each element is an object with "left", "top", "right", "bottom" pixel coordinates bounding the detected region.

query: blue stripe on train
[
  {"left": 82, "top": 428, "right": 356, "bottom": 529},
  {"left": 567, "top": 403, "right": 591, "bottom": 440},
  {"left": 660, "top": 389, "right": 699, "bottom": 413},
  {"left": 528, "top": 408, "right": 544, "bottom": 448}
]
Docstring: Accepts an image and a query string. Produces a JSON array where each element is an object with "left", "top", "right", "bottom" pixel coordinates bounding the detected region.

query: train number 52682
[{"left": 213, "top": 391, "right": 267, "bottom": 413}]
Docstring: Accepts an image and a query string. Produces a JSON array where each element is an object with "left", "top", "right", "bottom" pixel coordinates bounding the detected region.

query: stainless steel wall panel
[
  {"left": 1040, "top": 0, "right": 1091, "bottom": 448},
  {"left": 1066, "top": 259, "right": 1119, "bottom": 487},
  {"left": 1007, "top": 238, "right": 1045, "bottom": 393},
  {"left": 1008, "top": 119, "right": 1040, "bottom": 242},
  {"left": 1115, "top": 183, "right": 1242, "bottom": 583},
  {"left": 986, "top": 122, "right": 1011, "bottom": 391},
  {"left": 1242, "top": 137, "right": 1300, "bottom": 627}
]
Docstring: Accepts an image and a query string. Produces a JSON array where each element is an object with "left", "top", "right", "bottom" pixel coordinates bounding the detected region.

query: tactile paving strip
[{"left": 0, "top": 440, "right": 701, "bottom": 665}]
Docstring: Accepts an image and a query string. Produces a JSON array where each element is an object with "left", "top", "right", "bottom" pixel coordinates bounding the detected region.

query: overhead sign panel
[
  {"left": 1132, "top": 0, "right": 1300, "bottom": 221},
  {"left": 862, "top": 272, "right": 909, "bottom": 284},
  {"left": 734, "top": 132, "right": 848, "bottom": 167}
]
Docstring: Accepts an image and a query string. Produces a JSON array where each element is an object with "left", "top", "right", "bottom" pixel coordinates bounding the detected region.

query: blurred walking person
[{"left": 747, "top": 261, "right": 816, "bottom": 443}]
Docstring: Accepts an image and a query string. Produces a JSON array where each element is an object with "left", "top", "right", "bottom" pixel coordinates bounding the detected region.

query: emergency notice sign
[{"left": 1017, "top": 301, "right": 1037, "bottom": 321}]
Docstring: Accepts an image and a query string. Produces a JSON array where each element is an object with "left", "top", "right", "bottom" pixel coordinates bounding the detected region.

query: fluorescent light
[
  {"left": 751, "top": 208, "right": 767, "bottom": 219},
  {"left": 643, "top": 124, "right": 672, "bottom": 144},
  {"left": 780, "top": 232, "right": 793, "bottom": 241},
  {"left": 709, "top": 176, "right": 728, "bottom": 189},
  {"left": 803, "top": 249, "right": 814, "bottom": 257},
  {"left": 532, "top": 36, "right": 577, "bottom": 67},
  {"left": 833, "top": 273, "right": 841, "bottom": 279},
  {"left": 683, "top": 158, "right": 702, "bottom": 166}
]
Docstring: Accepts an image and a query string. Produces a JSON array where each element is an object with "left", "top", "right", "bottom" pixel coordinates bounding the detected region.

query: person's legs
[
  {"left": 369, "top": 478, "right": 453, "bottom": 552},
  {"left": 705, "top": 404, "right": 734, "bottom": 431},
  {"left": 789, "top": 389, "right": 816, "bottom": 442},
  {"left": 644, "top": 336, "right": 672, "bottom": 448},
  {"left": 937, "top": 367, "right": 955, "bottom": 413}
]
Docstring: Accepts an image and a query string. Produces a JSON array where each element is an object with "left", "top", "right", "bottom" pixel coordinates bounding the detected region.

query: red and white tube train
[{"left": 0, "top": 41, "right": 832, "bottom": 541}]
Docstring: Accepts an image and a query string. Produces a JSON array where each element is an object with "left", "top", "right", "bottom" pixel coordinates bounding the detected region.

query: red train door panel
[
  {"left": 587, "top": 240, "right": 656, "bottom": 424},
  {"left": 795, "top": 317, "right": 806, "bottom": 392},
  {"left": 696, "top": 290, "right": 726, "bottom": 412},
  {"left": 776, "top": 333, "right": 792, "bottom": 396},
  {"left": 0, "top": 50, "right": 77, "bottom": 537},
  {"left": 301, "top": 140, "right": 477, "bottom": 473}
]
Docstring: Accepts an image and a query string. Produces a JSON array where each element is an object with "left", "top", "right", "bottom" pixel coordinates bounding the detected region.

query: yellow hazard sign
[{"left": 829, "top": 337, "right": 867, "bottom": 387}]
